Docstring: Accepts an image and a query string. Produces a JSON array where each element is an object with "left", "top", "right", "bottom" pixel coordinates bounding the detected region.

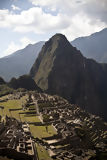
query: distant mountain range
[
  {"left": 71, "top": 28, "right": 107, "bottom": 63},
  {"left": 0, "top": 41, "right": 44, "bottom": 81},
  {"left": 30, "top": 33, "right": 107, "bottom": 121},
  {"left": 0, "top": 28, "right": 107, "bottom": 82}
]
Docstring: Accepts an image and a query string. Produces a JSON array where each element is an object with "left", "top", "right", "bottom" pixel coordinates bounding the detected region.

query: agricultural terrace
[{"left": 0, "top": 93, "right": 57, "bottom": 160}]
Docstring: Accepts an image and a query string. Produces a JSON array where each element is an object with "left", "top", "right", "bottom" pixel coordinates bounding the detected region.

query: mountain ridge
[
  {"left": 30, "top": 33, "right": 107, "bottom": 121},
  {"left": 0, "top": 28, "right": 107, "bottom": 82},
  {"left": 0, "top": 41, "right": 45, "bottom": 81},
  {"left": 71, "top": 28, "right": 107, "bottom": 63}
]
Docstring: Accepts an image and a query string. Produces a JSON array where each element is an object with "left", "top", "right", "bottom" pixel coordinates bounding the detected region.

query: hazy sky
[{"left": 0, "top": 0, "right": 107, "bottom": 58}]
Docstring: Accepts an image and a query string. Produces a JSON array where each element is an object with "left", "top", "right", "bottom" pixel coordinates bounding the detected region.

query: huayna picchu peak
[
  {"left": 30, "top": 33, "right": 107, "bottom": 121},
  {"left": 30, "top": 33, "right": 83, "bottom": 89}
]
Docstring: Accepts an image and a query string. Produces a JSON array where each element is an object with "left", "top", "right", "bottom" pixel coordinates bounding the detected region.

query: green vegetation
[
  {"left": 9, "top": 75, "right": 41, "bottom": 91},
  {"left": 0, "top": 85, "right": 13, "bottom": 97},
  {"left": 36, "top": 143, "right": 52, "bottom": 160},
  {"left": 43, "top": 114, "right": 50, "bottom": 122},
  {"left": 30, "top": 124, "right": 56, "bottom": 139},
  {"left": 0, "top": 77, "right": 6, "bottom": 85},
  {"left": 0, "top": 95, "right": 27, "bottom": 119},
  {"left": 0, "top": 94, "right": 56, "bottom": 160}
]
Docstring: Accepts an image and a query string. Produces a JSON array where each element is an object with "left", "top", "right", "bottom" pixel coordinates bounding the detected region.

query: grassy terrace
[
  {"left": 0, "top": 95, "right": 56, "bottom": 160},
  {"left": 30, "top": 125, "right": 56, "bottom": 139},
  {"left": 36, "top": 144, "right": 52, "bottom": 160}
]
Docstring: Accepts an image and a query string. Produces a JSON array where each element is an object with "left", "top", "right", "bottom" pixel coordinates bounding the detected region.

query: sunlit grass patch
[
  {"left": 0, "top": 94, "right": 57, "bottom": 160},
  {"left": 30, "top": 124, "right": 57, "bottom": 139},
  {"left": 0, "top": 95, "right": 27, "bottom": 119},
  {"left": 36, "top": 143, "right": 52, "bottom": 160}
]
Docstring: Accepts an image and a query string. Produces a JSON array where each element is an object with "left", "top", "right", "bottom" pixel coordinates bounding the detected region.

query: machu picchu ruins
[
  {"left": 0, "top": 91, "right": 106, "bottom": 160},
  {"left": 0, "top": 116, "right": 38, "bottom": 160}
]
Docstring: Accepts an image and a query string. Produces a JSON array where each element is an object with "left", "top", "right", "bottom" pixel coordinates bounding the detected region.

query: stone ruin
[{"left": 0, "top": 116, "right": 38, "bottom": 160}]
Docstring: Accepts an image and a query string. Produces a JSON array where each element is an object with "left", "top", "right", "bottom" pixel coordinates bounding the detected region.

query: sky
[{"left": 0, "top": 0, "right": 107, "bottom": 58}]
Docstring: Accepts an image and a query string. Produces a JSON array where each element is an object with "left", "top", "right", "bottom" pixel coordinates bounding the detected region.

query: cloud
[
  {"left": 11, "top": 4, "right": 21, "bottom": 11},
  {"left": 61, "top": 13, "right": 105, "bottom": 40},
  {"left": 20, "top": 37, "right": 35, "bottom": 46},
  {"left": 29, "top": 0, "right": 107, "bottom": 24},
  {"left": 0, "top": 0, "right": 106, "bottom": 41},
  {"left": 3, "top": 37, "right": 35, "bottom": 57},
  {"left": 82, "top": 0, "right": 107, "bottom": 24},
  {"left": 0, "top": 7, "right": 71, "bottom": 33}
]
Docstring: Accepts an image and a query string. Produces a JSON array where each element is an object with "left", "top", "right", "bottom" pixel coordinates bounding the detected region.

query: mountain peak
[
  {"left": 48, "top": 33, "right": 70, "bottom": 46},
  {"left": 39, "top": 33, "right": 75, "bottom": 59},
  {"left": 30, "top": 34, "right": 83, "bottom": 90},
  {"left": 26, "top": 43, "right": 33, "bottom": 48},
  {"left": 30, "top": 33, "right": 107, "bottom": 121},
  {"left": 42, "top": 33, "right": 71, "bottom": 50},
  {"left": 51, "top": 33, "right": 68, "bottom": 40}
]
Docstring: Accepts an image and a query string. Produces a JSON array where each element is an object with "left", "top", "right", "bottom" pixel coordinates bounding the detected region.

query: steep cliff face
[{"left": 30, "top": 34, "right": 107, "bottom": 120}]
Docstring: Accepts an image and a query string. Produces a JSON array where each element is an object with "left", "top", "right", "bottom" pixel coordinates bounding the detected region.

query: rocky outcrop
[
  {"left": 0, "top": 77, "right": 6, "bottom": 85},
  {"left": 9, "top": 75, "right": 41, "bottom": 91}
]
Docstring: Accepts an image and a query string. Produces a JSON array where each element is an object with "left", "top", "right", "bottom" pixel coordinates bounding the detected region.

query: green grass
[
  {"left": 0, "top": 85, "right": 13, "bottom": 97},
  {"left": 0, "top": 95, "right": 27, "bottom": 120},
  {"left": 30, "top": 124, "right": 56, "bottom": 139},
  {"left": 0, "top": 95, "right": 57, "bottom": 138},
  {"left": 0, "top": 94, "right": 57, "bottom": 160},
  {"left": 36, "top": 143, "right": 52, "bottom": 160}
]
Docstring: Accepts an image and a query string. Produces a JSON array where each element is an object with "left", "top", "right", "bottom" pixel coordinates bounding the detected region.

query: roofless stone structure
[{"left": 0, "top": 116, "right": 38, "bottom": 160}]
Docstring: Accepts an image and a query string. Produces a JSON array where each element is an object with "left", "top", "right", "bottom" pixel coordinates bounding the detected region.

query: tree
[{"left": 43, "top": 114, "right": 50, "bottom": 132}]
